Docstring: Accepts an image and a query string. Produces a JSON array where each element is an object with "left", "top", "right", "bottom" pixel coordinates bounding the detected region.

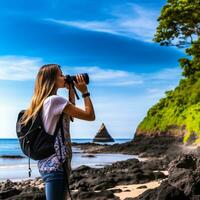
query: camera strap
[{"left": 70, "top": 82, "right": 80, "bottom": 100}]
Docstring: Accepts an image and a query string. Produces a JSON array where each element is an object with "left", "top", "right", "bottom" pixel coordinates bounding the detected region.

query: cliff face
[
  {"left": 134, "top": 76, "right": 200, "bottom": 143},
  {"left": 135, "top": 125, "right": 187, "bottom": 139}
]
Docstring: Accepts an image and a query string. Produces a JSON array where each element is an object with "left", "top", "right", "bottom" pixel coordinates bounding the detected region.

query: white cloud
[
  {"left": 48, "top": 19, "right": 116, "bottom": 35},
  {"left": 147, "top": 68, "right": 183, "bottom": 81},
  {"left": 0, "top": 56, "right": 182, "bottom": 90},
  {"left": 46, "top": 3, "right": 159, "bottom": 42},
  {"left": 0, "top": 56, "right": 42, "bottom": 81},
  {"left": 107, "top": 80, "right": 144, "bottom": 86}
]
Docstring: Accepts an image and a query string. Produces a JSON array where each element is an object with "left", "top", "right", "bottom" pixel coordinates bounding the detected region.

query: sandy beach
[
  {"left": 109, "top": 171, "right": 168, "bottom": 199},
  {"left": 110, "top": 181, "right": 160, "bottom": 199}
]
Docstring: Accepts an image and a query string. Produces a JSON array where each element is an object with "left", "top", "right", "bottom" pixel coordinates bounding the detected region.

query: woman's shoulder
[
  {"left": 44, "top": 95, "right": 68, "bottom": 105},
  {"left": 43, "top": 95, "right": 69, "bottom": 116}
]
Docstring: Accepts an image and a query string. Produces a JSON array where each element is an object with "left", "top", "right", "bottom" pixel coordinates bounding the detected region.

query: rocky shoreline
[
  {"left": 1, "top": 136, "right": 200, "bottom": 199},
  {"left": 73, "top": 135, "right": 183, "bottom": 160},
  {"left": 0, "top": 157, "right": 167, "bottom": 200}
]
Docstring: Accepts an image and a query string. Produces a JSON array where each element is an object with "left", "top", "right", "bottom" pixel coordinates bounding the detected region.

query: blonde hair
[{"left": 21, "top": 64, "right": 61, "bottom": 125}]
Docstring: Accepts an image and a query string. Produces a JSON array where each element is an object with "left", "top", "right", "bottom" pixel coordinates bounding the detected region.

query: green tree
[
  {"left": 154, "top": 0, "right": 200, "bottom": 47},
  {"left": 153, "top": 0, "right": 200, "bottom": 77}
]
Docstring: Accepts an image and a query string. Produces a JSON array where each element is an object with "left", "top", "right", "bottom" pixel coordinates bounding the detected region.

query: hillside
[{"left": 136, "top": 74, "right": 200, "bottom": 143}]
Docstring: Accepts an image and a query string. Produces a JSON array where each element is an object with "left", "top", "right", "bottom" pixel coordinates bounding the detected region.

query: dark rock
[
  {"left": 109, "top": 189, "right": 123, "bottom": 193},
  {"left": 6, "top": 192, "right": 45, "bottom": 200},
  {"left": 141, "top": 157, "right": 170, "bottom": 171},
  {"left": 157, "top": 182, "right": 188, "bottom": 200},
  {"left": 137, "top": 185, "right": 147, "bottom": 189},
  {"left": 0, "top": 189, "right": 21, "bottom": 199},
  {"left": 0, "top": 178, "right": 45, "bottom": 200},
  {"left": 93, "top": 123, "right": 114, "bottom": 143},
  {"left": 70, "top": 157, "right": 168, "bottom": 194},
  {"left": 73, "top": 165, "right": 92, "bottom": 173},
  {"left": 82, "top": 154, "right": 96, "bottom": 158},
  {"left": 78, "top": 186, "right": 90, "bottom": 192},
  {"left": 154, "top": 171, "right": 167, "bottom": 180},
  {"left": 168, "top": 154, "right": 200, "bottom": 196},
  {"left": 0, "top": 180, "right": 15, "bottom": 191},
  {"left": 0, "top": 155, "right": 24, "bottom": 159},
  {"left": 6, "top": 187, "right": 45, "bottom": 200},
  {"left": 133, "top": 188, "right": 157, "bottom": 200}
]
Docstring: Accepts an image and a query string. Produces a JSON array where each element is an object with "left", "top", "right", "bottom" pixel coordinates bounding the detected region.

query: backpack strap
[
  {"left": 28, "top": 149, "right": 31, "bottom": 177},
  {"left": 54, "top": 114, "right": 63, "bottom": 137},
  {"left": 57, "top": 114, "right": 73, "bottom": 200}
]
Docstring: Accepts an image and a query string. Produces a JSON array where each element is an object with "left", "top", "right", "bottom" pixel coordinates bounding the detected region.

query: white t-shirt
[{"left": 42, "top": 95, "right": 70, "bottom": 135}]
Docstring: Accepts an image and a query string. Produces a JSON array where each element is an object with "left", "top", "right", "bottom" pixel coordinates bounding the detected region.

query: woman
[{"left": 20, "top": 64, "right": 95, "bottom": 200}]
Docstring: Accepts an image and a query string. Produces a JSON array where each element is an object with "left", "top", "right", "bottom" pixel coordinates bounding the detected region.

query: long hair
[{"left": 21, "top": 64, "right": 61, "bottom": 125}]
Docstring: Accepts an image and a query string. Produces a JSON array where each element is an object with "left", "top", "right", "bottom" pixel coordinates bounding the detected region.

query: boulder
[
  {"left": 168, "top": 154, "right": 200, "bottom": 196},
  {"left": 93, "top": 123, "right": 114, "bottom": 142}
]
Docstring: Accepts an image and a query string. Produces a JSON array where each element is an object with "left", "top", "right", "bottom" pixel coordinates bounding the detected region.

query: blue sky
[{"left": 0, "top": 0, "right": 185, "bottom": 138}]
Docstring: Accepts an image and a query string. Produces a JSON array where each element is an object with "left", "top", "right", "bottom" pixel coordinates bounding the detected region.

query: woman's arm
[
  {"left": 64, "top": 94, "right": 95, "bottom": 121},
  {"left": 63, "top": 74, "right": 95, "bottom": 121}
]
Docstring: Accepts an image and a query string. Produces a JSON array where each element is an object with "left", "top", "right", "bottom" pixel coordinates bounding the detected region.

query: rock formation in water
[{"left": 93, "top": 123, "right": 114, "bottom": 142}]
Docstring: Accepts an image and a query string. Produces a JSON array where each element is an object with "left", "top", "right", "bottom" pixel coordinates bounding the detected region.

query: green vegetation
[
  {"left": 138, "top": 0, "right": 200, "bottom": 142},
  {"left": 138, "top": 76, "right": 200, "bottom": 142}
]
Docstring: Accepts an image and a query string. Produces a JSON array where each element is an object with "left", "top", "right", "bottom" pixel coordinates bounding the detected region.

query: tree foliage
[
  {"left": 153, "top": 0, "right": 200, "bottom": 47},
  {"left": 153, "top": 0, "right": 200, "bottom": 77},
  {"left": 179, "top": 38, "right": 200, "bottom": 77}
]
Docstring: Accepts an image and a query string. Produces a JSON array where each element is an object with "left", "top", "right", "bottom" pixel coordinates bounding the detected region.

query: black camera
[
  {"left": 64, "top": 73, "right": 89, "bottom": 100},
  {"left": 64, "top": 73, "right": 89, "bottom": 85}
]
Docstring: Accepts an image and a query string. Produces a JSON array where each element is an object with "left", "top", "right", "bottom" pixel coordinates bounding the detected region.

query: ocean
[{"left": 0, "top": 138, "right": 135, "bottom": 181}]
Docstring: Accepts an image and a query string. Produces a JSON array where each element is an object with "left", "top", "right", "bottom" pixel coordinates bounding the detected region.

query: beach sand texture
[{"left": 110, "top": 181, "right": 160, "bottom": 199}]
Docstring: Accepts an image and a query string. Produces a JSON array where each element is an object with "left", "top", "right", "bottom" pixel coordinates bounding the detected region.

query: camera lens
[{"left": 71, "top": 73, "right": 89, "bottom": 85}]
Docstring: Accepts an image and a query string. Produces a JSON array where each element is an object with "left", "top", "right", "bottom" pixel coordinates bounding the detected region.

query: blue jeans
[{"left": 40, "top": 169, "right": 68, "bottom": 200}]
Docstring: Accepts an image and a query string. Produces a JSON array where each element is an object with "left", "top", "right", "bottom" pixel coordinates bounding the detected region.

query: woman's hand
[{"left": 73, "top": 74, "right": 88, "bottom": 94}]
